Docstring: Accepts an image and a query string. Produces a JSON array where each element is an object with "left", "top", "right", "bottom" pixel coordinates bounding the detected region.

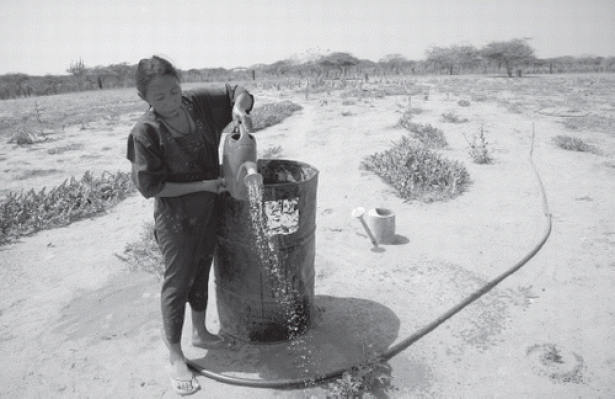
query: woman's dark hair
[{"left": 135, "top": 56, "right": 181, "bottom": 97}]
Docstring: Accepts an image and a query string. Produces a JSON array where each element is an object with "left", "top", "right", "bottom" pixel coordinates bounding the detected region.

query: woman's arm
[
  {"left": 186, "top": 85, "right": 254, "bottom": 134},
  {"left": 155, "top": 178, "right": 226, "bottom": 198}
]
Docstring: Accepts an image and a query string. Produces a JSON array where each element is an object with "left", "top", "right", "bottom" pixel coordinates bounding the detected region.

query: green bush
[
  {"left": 0, "top": 170, "right": 135, "bottom": 245},
  {"left": 361, "top": 136, "right": 470, "bottom": 202}
]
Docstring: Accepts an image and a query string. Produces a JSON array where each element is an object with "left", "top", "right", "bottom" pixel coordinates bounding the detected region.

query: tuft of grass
[
  {"left": 122, "top": 221, "right": 163, "bottom": 278},
  {"left": 327, "top": 355, "right": 393, "bottom": 398},
  {"left": 7, "top": 128, "right": 43, "bottom": 145},
  {"left": 0, "top": 170, "right": 135, "bottom": 245},
  {"left": 552, "top": 135, "right": 597, "bottom": 153},
  {"left": 47, "top": 142, "right": 84, "bottom": 155},
  {"left": 261, "top": 145, "right": 284, "bottom": 159},
  {"left": 361, "top": 136, "right": 470, "bottom": 202},
  {"left": 441, "top": 112, "right": 469, "bottom": 124},
  {"left": 397, "top": 117, "right": 448, "bottom": 149},
  {"left": 464, "top": 126, "right": 493, "bottom": 164},
  {"left": 562, "top": 115, "right": 615, "bottom": 134},
  {"left": 15, "top": 169, "right": 62, "bottom": 180},
  {"left": 503, "top": 101, "right": 524, "bottom": 114}
]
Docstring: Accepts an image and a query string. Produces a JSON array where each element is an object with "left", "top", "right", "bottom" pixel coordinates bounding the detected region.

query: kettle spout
[{"left": 238, "top": 161, "right": 263, "bottom": 187}]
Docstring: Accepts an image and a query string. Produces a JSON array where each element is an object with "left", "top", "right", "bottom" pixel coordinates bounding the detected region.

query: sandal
[{"left": 170, "top": 374, "right": 200, "bottom": 396}]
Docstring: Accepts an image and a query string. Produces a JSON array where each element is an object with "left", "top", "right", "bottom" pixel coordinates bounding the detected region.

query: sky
[{"left": 1, "top": 0, "right": 614, "bottom": 76}]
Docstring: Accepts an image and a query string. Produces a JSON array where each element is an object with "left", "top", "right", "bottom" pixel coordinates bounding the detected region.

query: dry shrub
[
  {"left": 464, "top": 127, "right": 493, "bottom": 164},
  {"left": 48, "top": 143, "right": 84, "bottom": 155},
  {"left": 441, "top": 112, "right": 469, "bottom": 124},
  {"left": 552, "top": 135, "right": 597, "bottom": 153},
  {"left": 562, "top": 115, "right": 615, "bottom": 134},
  {"left": 471, "top": 94, "right": 490, "bottom": 102},
  {"left": 122, "top": 222, "right": 163, "bottom": 278},
  {"left": 250, "top": 101, "right": 303, "bottom": 132},
  {"left": 7, "top": 128, "right": 42, "bottom": 145},
  {"left": 15, "top": 169, "right": 61, "bottom": 180}
]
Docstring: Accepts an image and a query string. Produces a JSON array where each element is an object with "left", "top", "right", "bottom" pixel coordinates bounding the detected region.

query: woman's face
[{"left": 142, "top": 75, "right": 182, "bottom": 118}]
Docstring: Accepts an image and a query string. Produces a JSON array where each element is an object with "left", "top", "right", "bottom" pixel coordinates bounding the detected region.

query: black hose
[{"left": 188, "top": 125, "right": 552, "bottom": 388}]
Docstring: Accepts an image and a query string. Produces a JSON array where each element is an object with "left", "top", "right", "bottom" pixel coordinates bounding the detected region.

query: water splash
[
  {"left": 246, "top": 178, "right": 318, "bottom": 377},
  {"left": 246, "top": 179, "right": 296, "bottom": 311}
]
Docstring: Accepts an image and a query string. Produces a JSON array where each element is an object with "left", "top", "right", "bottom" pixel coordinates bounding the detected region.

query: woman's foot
[
  {"left": 190, "top": 310, "right": 231, "bottom": 349},
  {"left": 192, "top": 330, "right": 228, "bottom": 349},
  {"left": 161, "top": 330, "right": 199, "bottom": 395},
  {"left": 170, "top": 359, "right": 200, "bottom": 396}
]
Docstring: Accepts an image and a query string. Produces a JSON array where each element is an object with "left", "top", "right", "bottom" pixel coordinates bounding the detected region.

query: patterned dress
[{"left": 127, "top": 85, "right": 252, "bottom": 343}]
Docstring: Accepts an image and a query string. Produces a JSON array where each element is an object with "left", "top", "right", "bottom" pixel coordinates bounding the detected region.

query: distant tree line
[
  {"left": 0, "top": 59, "right": 137, "bottom": 99},
  {"left": 2, "top": 39, "right": 614, "bottom": 100}
]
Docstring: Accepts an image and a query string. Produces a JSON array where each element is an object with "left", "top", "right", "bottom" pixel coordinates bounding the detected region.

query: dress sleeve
[
  {"left": 187, "top": 84, "right": 254, "bottom": 138},
  {"left": 126, "top": 123, "right": 168, "bottom": 199}
]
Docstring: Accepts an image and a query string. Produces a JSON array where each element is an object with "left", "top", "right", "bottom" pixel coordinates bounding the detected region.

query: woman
[{"left": 126, "top": 56, "right": 253, "bottom": 395}]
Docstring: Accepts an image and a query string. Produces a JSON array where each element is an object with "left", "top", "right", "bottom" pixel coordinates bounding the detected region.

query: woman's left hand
[
  {"left": 233, "top": 108, "right": 253, "bottom": 132},
  {"left": 232, "top": 93, "right": 254, "bottom": 132}
]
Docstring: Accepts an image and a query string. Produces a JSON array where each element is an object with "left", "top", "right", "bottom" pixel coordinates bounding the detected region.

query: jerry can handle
[{"left": 239, "top": 120, "right": 249, "bottom": 136}]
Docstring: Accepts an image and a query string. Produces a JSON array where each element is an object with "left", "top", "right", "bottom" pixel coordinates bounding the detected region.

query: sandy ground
[{"left": 1, "top": 82, "right": 615, "bottom": 398}]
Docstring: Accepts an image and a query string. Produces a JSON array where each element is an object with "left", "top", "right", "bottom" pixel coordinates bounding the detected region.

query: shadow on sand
[{"left": 187, "top": 295, "right": 400, "bottom": 383}]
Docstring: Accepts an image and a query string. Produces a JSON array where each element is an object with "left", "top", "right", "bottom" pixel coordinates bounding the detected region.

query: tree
[
  {"left": 481, "top": 39, "right": 536, "bottom": 77},
  {"left": 452, "top": 44, "right": 481, "bottom": 74},
  {"left": 425, "top": 45, "right": 480, "bottom": 75},
  {"left": 263, "top": 60, "right": 293, "bottom": 78},
  {"left": 317, "top": 52, "right": 360, "bottom": 78},
  {"left": 0, "top": 73, "right": 31, "bottom": 98},
  {"left": 425, "top": 46, "right": 456, "bottom": 75},
  {"left": 379, "top": 54, "right": 413, "bottom": 75},
  {"left": 67, "top": 58, "right": 86, "bottom": 77},
  {"left": 67, "top": 58, "right": 88, "bottom": 90}
]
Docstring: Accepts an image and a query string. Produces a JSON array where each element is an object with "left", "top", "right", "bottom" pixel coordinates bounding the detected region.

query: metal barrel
[{"left": 215, "top": 159, "right": 318, "bottom": 343}]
